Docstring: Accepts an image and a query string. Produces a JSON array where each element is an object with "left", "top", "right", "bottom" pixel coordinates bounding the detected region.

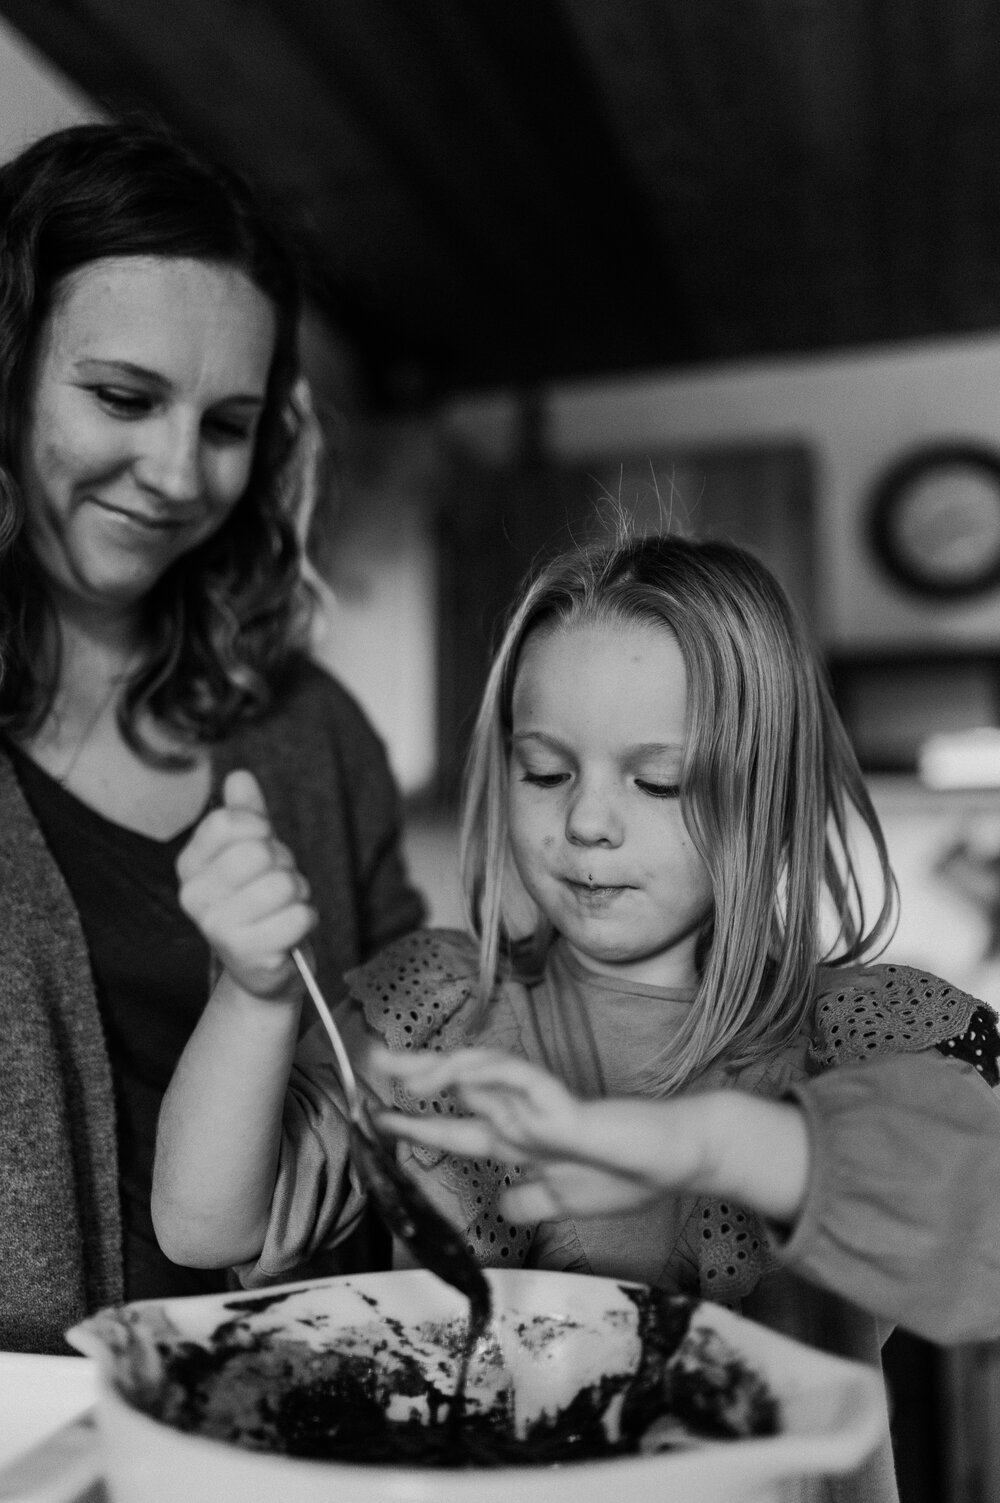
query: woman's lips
[{"left": 92, "top": 498, "right": 192, "bottom": 531}]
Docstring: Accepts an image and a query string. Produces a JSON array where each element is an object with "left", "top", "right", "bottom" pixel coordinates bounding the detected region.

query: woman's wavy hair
[
  {"left": 0, "top": 118, "right": 312, "bottom": 757},
  {"left": 460, "top": 529, "right": 898, "bottom": 1093}
]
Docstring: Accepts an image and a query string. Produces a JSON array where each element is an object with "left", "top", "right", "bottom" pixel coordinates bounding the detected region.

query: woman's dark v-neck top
[{"left": 6, "top": 743, "right": 226, "bottom": 1299}]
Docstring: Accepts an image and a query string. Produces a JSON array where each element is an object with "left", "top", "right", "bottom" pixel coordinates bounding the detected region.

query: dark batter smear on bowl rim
[{"left": 120, "top": 1286, "right": 779, "bottom": 1468}]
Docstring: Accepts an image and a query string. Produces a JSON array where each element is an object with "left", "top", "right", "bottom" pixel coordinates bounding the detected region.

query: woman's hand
[
  {"left": 177, "top": 768, "right": 316, "bottom": 1000},
  {"left": 373, "top": 1045, "right": 810, "bottom": 1226}
]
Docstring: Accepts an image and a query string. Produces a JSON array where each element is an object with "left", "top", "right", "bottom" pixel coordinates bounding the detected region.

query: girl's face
[
  {"left": 507, "top": 618, "right": 713, "bottom": 989},
  {"left": 19, "top": 255, "right": 276, "bottom": 619}
]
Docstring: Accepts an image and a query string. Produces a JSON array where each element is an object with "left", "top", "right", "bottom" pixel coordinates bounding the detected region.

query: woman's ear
[{"left": 285, "top": 380, "right": 324, "bottom": 534}]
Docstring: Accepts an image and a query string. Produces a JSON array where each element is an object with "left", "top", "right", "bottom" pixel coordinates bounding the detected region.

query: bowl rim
[{"left": 69, "top": 1267, "right": 888, "bottom": 1492}]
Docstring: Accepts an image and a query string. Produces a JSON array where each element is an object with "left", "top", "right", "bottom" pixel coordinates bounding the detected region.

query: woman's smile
[{"left": 87, "top": 493, "right": 203, "bottom": 536}]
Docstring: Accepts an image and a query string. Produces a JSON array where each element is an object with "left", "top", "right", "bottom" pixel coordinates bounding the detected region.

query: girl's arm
[
  {"left": 152, "top": 770, "right": 316, "bottom": 1267},
  {"left": 372, "top": 1047, "right": 810, "bottom": 1225},
  {"left": 377, "top": 1043, "right": 1000, "bottom": 1342}
]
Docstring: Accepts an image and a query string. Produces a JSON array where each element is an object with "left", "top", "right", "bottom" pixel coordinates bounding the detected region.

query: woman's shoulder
[
  {"left": 344, "top": 928, "right": 483, "bottom": 1051},
  {"left": 222, "top": 653, "right": 395, "bottom": 795},
  {"left": 269, "top": 653, "right": 387, "bottom": 745},
  {"left": 808, "top": 959, "right": 996, "bottom": 1076}
]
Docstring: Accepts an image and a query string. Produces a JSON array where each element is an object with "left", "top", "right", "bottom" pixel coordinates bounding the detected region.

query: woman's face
[{"left": 19, "top": 255, "right": 276, "bottom": 617}]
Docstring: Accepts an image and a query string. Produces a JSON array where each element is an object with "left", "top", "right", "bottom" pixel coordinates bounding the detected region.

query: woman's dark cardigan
[{"left": 0, "top": 657, "right": 424, "bottom": 1352}]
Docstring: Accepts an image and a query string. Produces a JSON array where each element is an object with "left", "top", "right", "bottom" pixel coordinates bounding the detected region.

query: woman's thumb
[{"left": 223, "top": 768, "right": 268, "bottom": 816}]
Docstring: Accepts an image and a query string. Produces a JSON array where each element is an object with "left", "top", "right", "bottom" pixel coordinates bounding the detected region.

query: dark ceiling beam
[
  {"left": 0, "top": 0, "right": 512, "bottom": 398},
  {"left": 560, "top": 0, "right": 839, "bottom": 358},
  {"left": 273, "top": 0, "right": 699, "bottom": 369},
  {"left": 0, "top": 0, "right": 698, "bottom": 400}
]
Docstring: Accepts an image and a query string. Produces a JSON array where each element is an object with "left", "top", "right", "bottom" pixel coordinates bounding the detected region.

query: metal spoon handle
[
  {"left": 290, "top": 948, "right": 491, "bottom": 1324},
  {"left": 291, "top": 946, "right": 365, "bottom": 1124}
]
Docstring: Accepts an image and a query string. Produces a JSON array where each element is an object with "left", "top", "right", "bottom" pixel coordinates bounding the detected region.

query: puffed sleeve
[
  {"left": 235, "top": 1020, "right": 367, "bottom": 1288},
  {"left": 775, "top": 1049, "right": 1000, "bottom": 1342},
  {"left": 235, "top": 930, "right": 505, "bottom": 1287}
]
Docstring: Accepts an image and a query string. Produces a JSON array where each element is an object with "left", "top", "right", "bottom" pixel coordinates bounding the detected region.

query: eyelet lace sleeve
[
  {"left": 343, "top": 929, "right": 534, "bottom": 1268},
  {"left": 674, "top": 1198, "right": 783, "bottom": 1307},
  {"left": 681, "top": 964, "right": 999, "bottom": 1307},
  {"left": 809, "top": 963, "right": 998, "bottom": 1084},
  {"left": 346, "top": 928, "right": 483, "bottom": 1061}
]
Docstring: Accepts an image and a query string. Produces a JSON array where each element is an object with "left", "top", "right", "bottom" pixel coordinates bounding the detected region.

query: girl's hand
[
  {"left": 177, "top": 769, "right": 317, "bottom": 1001},
  {"left": 373, "top": 1045, "right": 810, "bottom": 1226},
  {"left": 371, "top": 1046, "right": 585, "bottom": 1160},
  {"left": 371, "top": 1046, "right": 711, "bottom": 1221}
]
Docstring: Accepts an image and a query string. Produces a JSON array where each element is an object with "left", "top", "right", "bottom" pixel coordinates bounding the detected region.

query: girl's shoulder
[
  {"left": 808, "top": 959, "right": 999, "bottom": 1083},
  {"left": 343, "top": 928, "right": 488, "bottom": 1052}
]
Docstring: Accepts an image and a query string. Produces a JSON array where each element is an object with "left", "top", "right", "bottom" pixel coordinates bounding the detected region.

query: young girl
[{"left": 155, "top": 531, "right": 1000, "bottom": 1502}]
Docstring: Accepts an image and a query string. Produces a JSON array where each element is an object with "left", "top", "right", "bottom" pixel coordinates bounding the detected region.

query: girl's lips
[{"left": 564, "top": 878, "right": 632, "bottom": 900}]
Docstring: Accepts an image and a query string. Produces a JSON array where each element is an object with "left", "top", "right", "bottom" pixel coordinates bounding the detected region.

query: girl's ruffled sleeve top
[
  {"left": 765, "top": 964, "right": 1000, "bottom": 1345},
  {"left": 242, "top": 931, "right": 1000, "bottom": 1354}
]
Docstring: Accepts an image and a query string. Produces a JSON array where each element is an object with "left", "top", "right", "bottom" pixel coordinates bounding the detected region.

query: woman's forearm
[{"left": 152, "top": 970, "right": 302, "bottom": 1266}]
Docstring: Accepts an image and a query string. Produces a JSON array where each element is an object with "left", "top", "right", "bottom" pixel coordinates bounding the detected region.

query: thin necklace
[{"left": 55, "top": 662, "right": 135, "bottom": 788}]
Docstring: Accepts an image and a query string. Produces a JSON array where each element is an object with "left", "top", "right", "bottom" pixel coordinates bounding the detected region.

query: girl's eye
[
  {"left": 636, "top": 779, "right": 681, "bottom": 799},
  {"left": 521, "top": 771, "right": 569, "bottom": 788}
]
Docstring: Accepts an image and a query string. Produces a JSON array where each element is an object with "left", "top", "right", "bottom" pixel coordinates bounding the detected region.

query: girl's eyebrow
[
  {"left": 624, "top": 742, "right": 684, "bottom": 759},
  {"left": 73, "top": 358, "right": 266, "bottom": 405},
  {"left": 511, "top": 731, "right": 683, "bottom": 757},
  {"left": 511, "top": 731, "right": 567, "bottom": 750}
]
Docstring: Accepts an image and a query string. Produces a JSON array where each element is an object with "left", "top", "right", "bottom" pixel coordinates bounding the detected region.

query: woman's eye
[
  {"left": 636, "top": 779, "right": 681, "bottom": 799},
  {"left": 93, "top": 386, "right": 151, "bottom": 416},
  {"left": 205, "top": 414, "right": 257, "bottom": 444}
]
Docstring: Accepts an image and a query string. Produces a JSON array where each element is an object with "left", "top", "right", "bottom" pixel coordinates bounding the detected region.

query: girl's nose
[
  {"left": 565, "top": 781, "right": 623, "bottom": 847},
  {"left": 134, "top": 415, "right": 203, "bottom": 503}
]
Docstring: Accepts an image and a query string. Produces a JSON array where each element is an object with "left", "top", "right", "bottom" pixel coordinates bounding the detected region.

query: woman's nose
[
  {"left": 565, "top": 781, "right": 623, "bottom": 847},
  {"left": 134, "top": 414, "right": 203, "bottom": 502}
]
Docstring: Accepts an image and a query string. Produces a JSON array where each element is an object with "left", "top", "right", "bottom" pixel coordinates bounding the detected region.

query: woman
[{"left": 0, "top": 120, "right": 424, "bottom": 1352}]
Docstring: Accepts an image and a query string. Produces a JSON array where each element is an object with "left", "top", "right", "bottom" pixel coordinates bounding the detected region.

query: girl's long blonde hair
[{"left": 459, "top": 529, "right": 898, "bottom": 1094}]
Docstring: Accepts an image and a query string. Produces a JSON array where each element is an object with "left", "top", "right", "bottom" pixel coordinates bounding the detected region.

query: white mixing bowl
[{"left": 67, "top": 1267, "right": 886, "bottom": 1503}]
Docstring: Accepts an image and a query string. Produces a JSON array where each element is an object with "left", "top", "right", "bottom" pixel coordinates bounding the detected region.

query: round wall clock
[{"left": 867, "top": 442, "right": 1000, "bottom": 599}]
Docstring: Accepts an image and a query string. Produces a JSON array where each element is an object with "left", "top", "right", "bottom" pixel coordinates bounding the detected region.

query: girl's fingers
[
  {"left": 177, "top": 770, "right": 286, "bottom": 883},
  {"left": 224, "top": 902, "right": 318, "bottom": 956},
  {"left": 373, "top": 1045, "right": 556, "bottom": 1099},
  {"left": 375, "top": 1110, "right": 500, "bottom": 1158},
  {"left": 181, "top": 858, "right": 311, "bottom": 926},
  {"left": 499, "top": 1180, "right": 565, "bottom": 1222},
  {"left": 501, "top": 1163, "right": 659, "bottom": 1222},
  {"left": 176, "top": 806, "right": 273, "bottom": 881},
  {"left": 187, "top": 837, "right": 300, "bottom": 899},
  {"left": 372, "top": 1046, "right": 581, "bottom": 1156},
  {"left": 223, "top": 768, "right": 268, "bottom": 816},
  {"left": 201, "top": 891, "right": 316, "bottom": 952}
]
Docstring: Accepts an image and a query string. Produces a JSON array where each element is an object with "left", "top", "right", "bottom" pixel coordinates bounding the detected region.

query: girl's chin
[{"left": 563, "top": 938, "right": 698, "bottom": 989}]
